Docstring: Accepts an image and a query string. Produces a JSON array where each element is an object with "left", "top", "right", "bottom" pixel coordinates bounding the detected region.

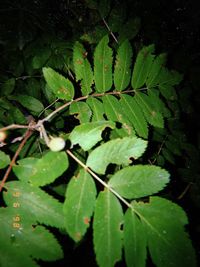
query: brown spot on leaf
[
  {"left": 76, "top": 59, "right": 83, "bottom": 65},
  {"left": 75, "top": 232, "right": 82, "bottom": 241},
  {"left": 83, "top": 217, "right": 90, "bottom": 225}
]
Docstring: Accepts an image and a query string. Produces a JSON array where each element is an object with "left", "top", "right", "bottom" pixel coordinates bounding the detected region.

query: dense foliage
[{"left": 0, "top": 0, "right": 199, "bottom": 266}]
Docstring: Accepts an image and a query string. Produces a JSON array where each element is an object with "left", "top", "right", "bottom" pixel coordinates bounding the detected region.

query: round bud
[
  {"left": 48, "top": 137, "right": 65, "bottom": 152},
  {"left": 0, "top": 131, "right": 7, "bottom": 142}
]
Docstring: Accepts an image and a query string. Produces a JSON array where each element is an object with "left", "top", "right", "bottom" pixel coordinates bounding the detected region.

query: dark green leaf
[
  {"left": 63, "top": 169, "right": 97, "bottom": 242},
  {"left": 93, "top": 190, "right": 123, "bottom": 267}
]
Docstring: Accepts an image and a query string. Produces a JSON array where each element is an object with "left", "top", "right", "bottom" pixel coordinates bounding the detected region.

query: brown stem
[{"left": 0, "top": 128, "right": 33, "bottom": 192}]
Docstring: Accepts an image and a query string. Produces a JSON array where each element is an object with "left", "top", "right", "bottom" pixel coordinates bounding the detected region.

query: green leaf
[
  {"left": 134, "top": 92, "right": 164, "bottom": 128},
  {"left": 0, "top": 150, "right": 10, "bottom": 169},
  {"left": 93, "top": 190, "right": 123, "bottom": 267},
  {"left": 7, "top": 94, "right": 44, "bottom": 115},
  {"left": 124, "top": 208, "right": 147, "bottom": 267},
  {"left": 13, "top": 151, "right": 68, "bottom": 186},
  {"left": 69, "top": 121, "right": 115, "bottom": 151},
  {"left": 103, "top": 95, "right": 135, "bottom": 136},
  {"left": 69, "top": 101, "right": 92, "bottom": 123},
  {"left": 98, "top": 0, "right": 111, "bottom": 18},
  {"left": 63, "top": 169, "right": 97, "bottom": 242},
  {"left": 114, "top": 39, "right": 133, "bottom": 91},
  {"left": 73, "top": 41, "right": 93, "bottom": 95},
  {"left": 3, "top": 181, "right": 65, "bottom": 229},
  {"left": 43, "top": 67, "right": 74, "bottom": 100},
  {"left": 32, "top": 48, "right": 51, "bottom": 69},
  {"left": 146, "top": 53, "right": 167, "bottom": 88},
  {"left": 108, "top": 165, "right": 170, "bottom": 199},
  {"left": 134, "top": 197, "right": 197, "bottom": 267},
  {"left": 0, "top": 208, "right": 63, "bottom": 267},
  {"left": 131, "top": 44, "right": 155, "bottom": 89},
  {"left": 118, "top": 17, "right": 141, "bottom": 44},
  {"left": 158, "top": 69, "right": 182, "bottom": 100},
  {"left": 86, "top": 97, "right": 105, "bottom": 121},
  {"left": 1, "top": 78, "right": 15, "bottom": 95},
  {"left": 87, "top": 136, "right": 147, "bottom": 174},
  {"left": 120, "top": 94, "right": 148, "bottom": 138},
  {"left": 94, "top": 35, "right": 113, "bottom": 92}
]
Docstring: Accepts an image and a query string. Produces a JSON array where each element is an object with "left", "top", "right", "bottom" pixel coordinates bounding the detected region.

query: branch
[
  {"left": 0, "top": 127, "right": 34, "bottom": 192},
  {"left": 66, "top": 149, "right": 131, "bottom": 208}
]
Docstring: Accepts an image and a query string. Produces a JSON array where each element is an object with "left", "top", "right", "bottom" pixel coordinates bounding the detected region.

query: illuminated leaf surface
[
  {"left": 0, "top": 151, "right": 10, "bottom": 169},
  {"left": 43, "top": 67, "right": 74, "bottom": 100},
  {"left": 134, "top": 197, "right": 197, "bottom": 267},
  {"left": 93, "top": 190, "right": 123, "bottom": 267},
  {"left": 87, "top": 136, "right": 147, "bottom": 174},
  {"left": 63, "top": 169, "right": 97, "bottom": 242},
  {"left": 13, "top": 151, "right": 68, "bottom": 186},
  {"left": 94, "top": 35, "right": 113, "bottom": 92},
  {"left": 124, "top": 208, "right": 147, "bottom": 267},
  {"left": 69, "top": 121, "right": 115, "bottom": 151},
  {"left": 109, "top": 165, "right": 170, "bottom": 199}
]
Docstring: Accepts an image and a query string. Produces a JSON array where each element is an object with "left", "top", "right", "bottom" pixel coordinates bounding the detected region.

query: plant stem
[{"left": 66, "top": 149, "right": 131, "bottom": 208}]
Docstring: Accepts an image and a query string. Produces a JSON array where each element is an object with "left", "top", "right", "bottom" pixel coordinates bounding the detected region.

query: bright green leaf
[
  {"left": 43, "top": 67, "right": 74, "bottom": 100},
  {"left": 87, "top": 136, "right": 147, "bottom": 174},
  {"left": 108, "top": 165, "right": 170, "bottom": 199},
  {"left": 86, "top": 97, "right": 105, "bottom": 121},
  {"left": 3, "top": 181, "right": 65, "bottom": 229},
  {"left": 131, "top": 45, "right": 155, "bottom": 89},
  {"left": 120, "top": 94, "right": 148, "bottom": 138},
  {"left": 94, "top": 35, "right": 113, "bottom": 92},
  {"left": 134, "top": 92, "right": 164, "bottom": 128},
  {"left": 0, "top": 208, "right": 63, "bottom": 267},
  {"left": 114, "top": 39, "right": 133, "bottom": 91},
  {"left": 93, "top": 190, "right": 123, "bottom": 267},
  {"left": 69, "top": 121, "right": 115, "bottom": 151},
  {"left": 13, "top": 151, "right": 68, "bottom": 186},
  {"left": 103, "top": 95, "right": 135, "bottom": 136},
  {"left": 0, "top": 151, "right": 10, "bottom": 169},
  {"left": 73, "top": 41, "right": 93, "bottom": 95},
  {"left": 124, "top": 208, "right": 147, "bottom": 267},
  {"left": 63, "top": 169, "right": 97, "bottom": 242},
  {"left": 69, "top": 101, "right": 92, "bottom": 123},
  {"left": 134, "top": 197, "right": 197, "bottom": 267}
]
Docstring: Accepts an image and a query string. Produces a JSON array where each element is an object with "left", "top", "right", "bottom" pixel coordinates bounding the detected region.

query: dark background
[{"left": 0, "top": 0, "right": 200, "bottom": 266}]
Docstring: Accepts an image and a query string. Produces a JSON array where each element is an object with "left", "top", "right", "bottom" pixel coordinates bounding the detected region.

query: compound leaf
[
  {"left": 63, "top": 169, "right": 97, "bottom": 242},
  {"left": 87, "top": 136, "right": 147, "bottom": 174},
  {"left": 93, "top": 190, "right": 123, "bottom": 267}
]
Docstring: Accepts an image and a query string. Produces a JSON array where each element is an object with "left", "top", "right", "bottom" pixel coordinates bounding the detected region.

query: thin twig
[
  {"left": 0, "top": 128, "right": 33, "bottom": 192},
  {"left": 102, "top": 18, "right": 118, "bottom": 44},
  {"left": 177, "top": 182, "right": 193, "bottom": 200},
  {"left": 66, "top": 149, "right": 131, "bottom": 208},
  {"left": 0, "top": 124, "right": 35, "bottom": 132}
]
